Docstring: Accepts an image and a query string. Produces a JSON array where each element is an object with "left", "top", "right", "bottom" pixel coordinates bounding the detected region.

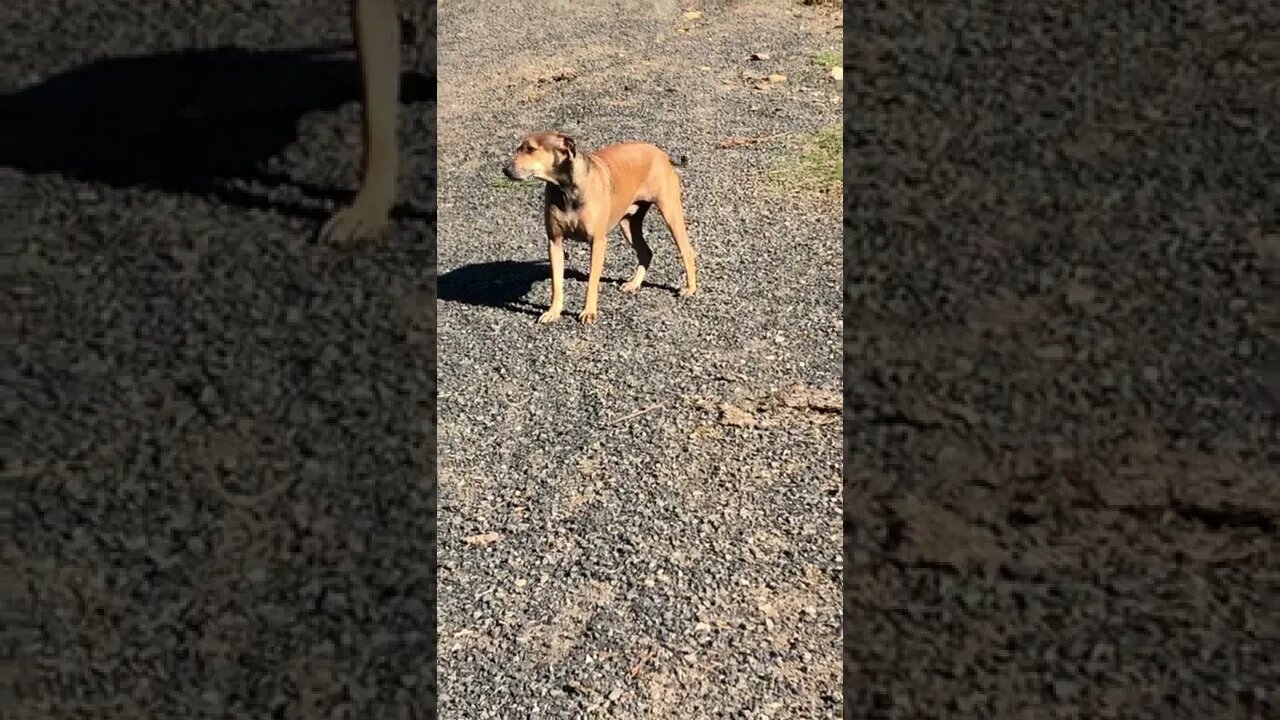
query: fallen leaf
[
  {"left": 463, "top": 532, "right": 503, "bottom": 547},
  {"left": 720, "top": 404, "right": 756, "bottom": 427},
  {"left": 683, "top": 10, "right": 703, "bottom": 20},
  {"left": 768, "top": 73, "right": 788, "bottom": 83}
]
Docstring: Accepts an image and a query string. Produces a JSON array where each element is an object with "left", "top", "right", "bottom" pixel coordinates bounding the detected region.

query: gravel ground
[
  {"left": 436, "top": 1, "right": 842, "bottom": 717},
  {"left": 844, "top": 2, "right": 1279, "bottom": 718}
]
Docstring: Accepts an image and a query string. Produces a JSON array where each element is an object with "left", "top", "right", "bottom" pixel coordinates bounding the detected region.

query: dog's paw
[
  {"left": 578, "top": 310, "right": 599, "bottom": 325},
  {"left": 679, "top": 285, "right": 698, "bottom": 298},
  {"left": 318, "top": 198, "right": 391, "bottom": 246},
  {"left": 538, "top": 309, "right": 562, "bottom": 324},
  {"left": 620, "top": 279, "right": 643, "bottom": 294}
]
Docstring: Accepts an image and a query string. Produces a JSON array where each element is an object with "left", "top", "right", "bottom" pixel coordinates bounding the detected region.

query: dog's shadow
[
  {"left": 438, "top": 260, "right": 679, "bottom": 317},
  {"left": 0, "top": 45, "right": 433, "bottom": 222}
]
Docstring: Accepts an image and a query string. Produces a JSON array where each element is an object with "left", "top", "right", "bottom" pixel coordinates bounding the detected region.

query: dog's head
[{"left": 503, "top": 131, "right": 578, "bottom": 183}]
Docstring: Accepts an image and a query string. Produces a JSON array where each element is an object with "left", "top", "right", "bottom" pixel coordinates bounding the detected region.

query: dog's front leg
[
  {"left": 578, "top": 232, "right": 608, "bottom": 325},
  {"left": 539, "top": 236, "right": 566, "bottom": 324},
  {"left": 319, "top": 0, "right": 401, "bottom": 245}
]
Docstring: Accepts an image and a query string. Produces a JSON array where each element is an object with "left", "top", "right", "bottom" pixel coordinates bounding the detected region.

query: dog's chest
[{"left": 544, "top": 199, "right": 598, "bottom": 240}]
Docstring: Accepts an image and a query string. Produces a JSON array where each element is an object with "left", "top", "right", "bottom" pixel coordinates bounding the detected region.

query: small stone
[
  {"left": 768, "top": 73, "right": 788, "bottom": 84},
  {"left": 1065, "top": 281, "right": 1096, "bottom": 305},
  {"left": 463, "top": 532, "right": 503, "bottom": 547},
  {"left": 63, "top": 476, "right": 88, "bottom": 501},
  {"left": 829, "top": 66, "right": 843, "bottom": 81},
  {"left": 1141, "top": 366, "right": 1160, "bottom": 382},
  {"left": 1035, "top": 345, "right": 1067, "bottom": 360},
  {"left": 750, "top": 52, "right": 771, "bottom": 60}
]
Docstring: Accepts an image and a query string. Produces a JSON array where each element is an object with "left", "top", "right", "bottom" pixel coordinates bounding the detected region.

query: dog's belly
[{"left": 612, "top": 200, "right": 652, "bottom": 227}]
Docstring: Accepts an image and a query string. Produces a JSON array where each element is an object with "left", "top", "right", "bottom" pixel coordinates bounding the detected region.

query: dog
[
  {"left": 317, "top": 0, "right": 402, "bottom": 245},
  {"left": 503, "top": 131, "right": 698, "bottom": 325}
]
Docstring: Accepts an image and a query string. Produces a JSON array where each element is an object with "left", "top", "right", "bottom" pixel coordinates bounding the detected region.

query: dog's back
[{"left": 592, "top": 142, "right": 683, "bottom": 207}]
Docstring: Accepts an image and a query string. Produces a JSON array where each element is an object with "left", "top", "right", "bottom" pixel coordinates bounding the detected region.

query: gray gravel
[{"left": 436, "top": 1, "right": 843, "bottom": 717}]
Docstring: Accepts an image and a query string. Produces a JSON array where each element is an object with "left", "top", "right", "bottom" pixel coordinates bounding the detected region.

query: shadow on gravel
[
  {"left": 0, "top": 45, "right": 433, "bottom": 221},
  {"left": 439, "top": 260, "right": 680, "bottom": 316},
  {"left": 439, "top": 260, "right": 550, "bottom": 316}
]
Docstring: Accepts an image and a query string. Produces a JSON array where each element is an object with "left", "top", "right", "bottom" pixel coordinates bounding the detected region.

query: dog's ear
[{"left": 560, "top": 134, "right": 577, "bottom": 158}]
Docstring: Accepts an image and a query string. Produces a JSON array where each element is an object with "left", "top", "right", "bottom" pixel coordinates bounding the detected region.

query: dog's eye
[{"left": 518, "top": 143, "right": 530, "bottom": 152}]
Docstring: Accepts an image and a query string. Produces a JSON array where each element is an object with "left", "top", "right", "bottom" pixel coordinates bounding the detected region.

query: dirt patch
[
  {"left": 693, "top": 381, "right": 841, "bottom": 430},
  {"left": 518, "top": 581, "right": 618, "bottom": 665},
  {"left": 885, "top": 495, "right": 1006, "bottom": 573}
]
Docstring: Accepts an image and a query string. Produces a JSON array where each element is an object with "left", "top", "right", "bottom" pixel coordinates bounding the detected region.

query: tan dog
[
  {"left": 317, "top": 0, "right": 402, "bottom": 245},
  {"left": 503, "top": 131, "right": 698, "bottom": 325}
]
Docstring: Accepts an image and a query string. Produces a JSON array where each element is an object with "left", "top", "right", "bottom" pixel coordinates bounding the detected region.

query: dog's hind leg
[
  {"left": 655, "top": 184, "right": 697, "bottom": 297},
  {"left": 619, "top": 203, "right": 652, "bottom": 294}
]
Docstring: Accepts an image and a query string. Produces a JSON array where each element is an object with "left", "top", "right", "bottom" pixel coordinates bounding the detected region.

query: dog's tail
[{"left": 669, "top": 153, "right": 689, "bottom": 168}]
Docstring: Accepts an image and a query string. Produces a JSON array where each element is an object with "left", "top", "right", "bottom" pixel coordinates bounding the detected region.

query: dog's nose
[{"left": 502, "top": 164, "right": 518, "bottom": 180}]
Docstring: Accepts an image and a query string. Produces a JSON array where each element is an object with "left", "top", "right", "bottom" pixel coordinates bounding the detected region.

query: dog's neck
[{"left": 546, "top": 154, "right": 593, "bottom": 207}]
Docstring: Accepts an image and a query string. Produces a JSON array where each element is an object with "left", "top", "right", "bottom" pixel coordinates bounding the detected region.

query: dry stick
[
  {"left": 715, "top": 131, "right": 793, "bottom": 149},
  {"left": 628, "top": 648, "right": 657, "bottom": 678},
  {"left": 605, "top": 402, "right": 666, "bottom": 426}
]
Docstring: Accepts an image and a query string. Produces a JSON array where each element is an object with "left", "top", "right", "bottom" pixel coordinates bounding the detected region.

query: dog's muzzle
[{"left": 502, "top": 164, "right": 521, "bottom": 181}]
